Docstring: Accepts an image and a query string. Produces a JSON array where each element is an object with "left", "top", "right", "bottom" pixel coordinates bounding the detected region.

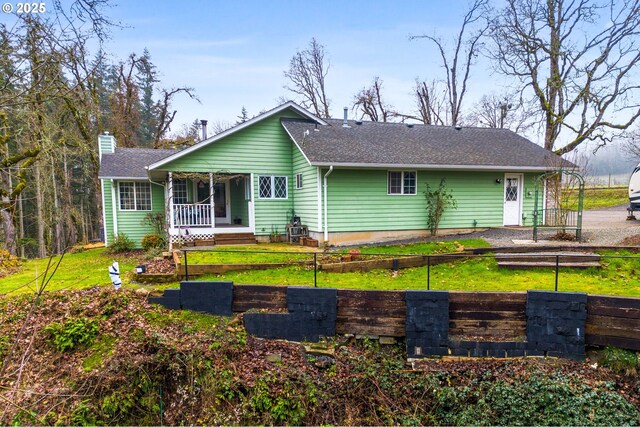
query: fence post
[
  {"left": 427, "top": 255, "right": 431, "bottom": 290},
  {"left": 184, "top": 250, "right": 189, "bottom": 282},
  {"left": 313, "top": 252, "right": 317, "bottom": 288},
  {"left": 555, "top": 254, "right": 559, "bottom": 292}
]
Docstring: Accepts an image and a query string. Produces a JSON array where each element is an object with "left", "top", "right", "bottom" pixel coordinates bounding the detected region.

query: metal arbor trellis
[{"left": 533, "top": 170, "right": 585, "bottom": 242}]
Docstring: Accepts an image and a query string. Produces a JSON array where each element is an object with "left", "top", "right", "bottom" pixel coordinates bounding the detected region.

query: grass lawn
[
  {"left": 0, "top": 248, "right": 148, "bottom": 295},
  {"left": 2, "top": 243, "right": 639, "bottom": 298},
  {"left": 195, "top": 250, "right": 640, "bottom": 297},
  {"left": 567, "top": 186, "right": 628, "bottom": 210},
  {"left": 185, "top": 239, "right": 490, "bottom": 264}
]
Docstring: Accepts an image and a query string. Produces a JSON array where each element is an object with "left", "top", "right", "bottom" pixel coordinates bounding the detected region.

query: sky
[{"left": 95, "top": 0, "right": 505, "bottom": 133}]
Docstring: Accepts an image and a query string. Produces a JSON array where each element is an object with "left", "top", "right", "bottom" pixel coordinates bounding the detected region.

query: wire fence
[{"left": 180, "top": 249, "right": 639, "bottom": 294}]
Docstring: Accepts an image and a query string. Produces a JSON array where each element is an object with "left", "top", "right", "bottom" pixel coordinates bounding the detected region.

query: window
[
  {"left": 388, "top": 171, "right": 417, "bottom": 195},
  {"left": 119, "top": 181, "right": 152, "bottom": 211},
  {"left": 295, "top": 173, "right": 303, "bottom": 189},
  {"left": 258, "top": 175, "right": 288, "bottom": 199},
  {"left": 173, "top": 179, "right": 188, "bottom": 204}
]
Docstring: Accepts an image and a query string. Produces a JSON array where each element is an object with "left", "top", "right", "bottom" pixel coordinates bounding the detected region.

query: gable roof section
[
  {"left": 282, "top": 119, "right": 565, "bottom": 171},
  {"left": 147, "top": 101, "right": 327, "bottom": 171},
  {"left": 99, "top": 148, "right": 178, "bottom": 179}
]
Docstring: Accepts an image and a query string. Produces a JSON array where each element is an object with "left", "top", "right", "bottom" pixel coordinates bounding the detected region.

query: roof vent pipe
[
  {"left": 343, "top": 107, "right": 349, "bottom": 128},
  {"left": 200, "top": 119, "right": 208, "bottom": 140}
]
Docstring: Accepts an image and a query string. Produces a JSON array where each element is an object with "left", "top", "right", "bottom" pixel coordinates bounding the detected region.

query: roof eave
[
  {"left": 309, "top": 162, "right": 556, "bottom": 172},
  {"left": 147, "top": 101, "right": 326, "bottom": 171}
]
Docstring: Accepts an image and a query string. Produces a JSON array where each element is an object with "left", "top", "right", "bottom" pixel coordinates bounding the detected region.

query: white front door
[
  {"left": 503, "top": 173, "right": 523, "bottom": 225},
  {"left": 214, "top": 182, "right": 231, "bottom": 224}
]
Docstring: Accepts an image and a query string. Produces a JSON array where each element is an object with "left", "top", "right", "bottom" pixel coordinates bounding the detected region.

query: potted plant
[{"left": 233, "top": 216, "right": 242, "bottom": 225}]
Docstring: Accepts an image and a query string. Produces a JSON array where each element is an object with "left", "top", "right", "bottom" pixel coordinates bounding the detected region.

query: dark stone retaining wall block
[
  {"left": 526, "top": 290, "right": 587, "bottom": 360},
  {"left": 180, "top": 281, "right": 234, "bottom": 315},
  {"left": 148, "top": 288, "right": 182, "bottom": 310},
  {"left": 244, "top": 287, "right": 337, "bottom": 342},
  {"left": 405, "top": 291, "right": 449, "bottom": 357}
]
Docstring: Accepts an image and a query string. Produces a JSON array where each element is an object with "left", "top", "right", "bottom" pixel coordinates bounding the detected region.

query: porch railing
[{"left": 173, "top": 204, "right": 212, "bottom": 227}]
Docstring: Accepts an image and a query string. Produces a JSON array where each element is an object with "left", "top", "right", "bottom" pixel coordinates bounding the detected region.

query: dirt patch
[{"left": 619, "top": 234, "right": 640, "bottom": 246}]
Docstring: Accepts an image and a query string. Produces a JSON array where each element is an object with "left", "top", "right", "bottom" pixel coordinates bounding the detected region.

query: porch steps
[
  {"left": 214, "top": 233, "right": 257, "bottom": 246},
  {"left": 496, "top": 252, "right": 601, "bottom": 269}
]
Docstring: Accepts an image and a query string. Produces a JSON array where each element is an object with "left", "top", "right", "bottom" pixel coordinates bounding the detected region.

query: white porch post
[
  {"left": 209, "top": 172, "right": 215, "bottom": 229},
  {"left": 249, "top": 173, "right": 255, "bottom": 231},
  {"left": 168, "top": 172, "right": 174, "bottom": 229}
]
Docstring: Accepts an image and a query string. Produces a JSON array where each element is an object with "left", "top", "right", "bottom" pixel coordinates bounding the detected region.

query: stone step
[{"left": 498, "top": 261, "right": 601, "bottom": 269}]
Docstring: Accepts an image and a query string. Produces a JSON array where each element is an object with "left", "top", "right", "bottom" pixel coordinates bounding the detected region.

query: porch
[{"left": 167, "top": 172, "right": 255, "bottom": 244}]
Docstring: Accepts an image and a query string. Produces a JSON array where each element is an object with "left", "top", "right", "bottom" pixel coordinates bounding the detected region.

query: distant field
[{"left": 566, "top": 186, "right": 627, "bottom": 209}]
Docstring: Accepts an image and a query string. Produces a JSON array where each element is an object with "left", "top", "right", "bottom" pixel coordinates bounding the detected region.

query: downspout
[
  {"left": 323, "top": 166, "right": 334, "bottom": 242},
  {"left": 110, "top": 179, "right": 118, "bottom": 236}
]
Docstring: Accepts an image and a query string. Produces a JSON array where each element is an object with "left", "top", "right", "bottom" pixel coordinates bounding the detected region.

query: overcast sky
[{"left": 97, "top": 0, "right": 507, "bottom": 133}]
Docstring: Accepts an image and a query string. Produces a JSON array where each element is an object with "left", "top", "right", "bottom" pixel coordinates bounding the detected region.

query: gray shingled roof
[
  {"left": 282, "top": 119, "right": 564, "bottom": 169},
  {"left": 99, "top": 148, "right": 178, "bottom": 179}
]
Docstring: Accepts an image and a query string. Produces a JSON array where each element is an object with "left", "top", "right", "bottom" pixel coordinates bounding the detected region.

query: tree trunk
[{"left": 35, "top": 163, "right": 46, "bottom": 258}]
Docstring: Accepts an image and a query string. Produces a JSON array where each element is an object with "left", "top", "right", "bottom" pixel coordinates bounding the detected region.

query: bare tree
[
  {"left": 411, "top": 0, "right": 490, "bottom": 126},
  {"left": 394, "top": 80, "right": 447, "bottom": 125},
  {"left": 353, "top": 77, "right": 393, "bottom": 122},
  {"left": 468, "top": 92, "right": 536, "bottom": 133},
  {"left": 622, "top": 127, "right": 640, "bottom": 160},
  {"left": 152, "top": 87, "right": 199, "bottom": 148},
  {"left": 490, "top": 0, "right": 640, "bottom": 154},
  {"left": 283, "top": 38, "right": 331, "bottom": 118}
]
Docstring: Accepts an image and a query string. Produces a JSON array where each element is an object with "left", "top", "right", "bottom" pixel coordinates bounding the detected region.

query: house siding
[
  {"left": 158, "top": 112, "right": 305, "bottom": 235},
  {"left": 323, "top": 169, "right": 542, "bottom": 233},
  {"left": 292, "top": 145, "right": 319, "bottom": 232},
  {"left": 102, "top": 180, "right": 115, "bottom": 244},
  {"left": 109, "top": 181, "right": 165, "bottom": 247}
]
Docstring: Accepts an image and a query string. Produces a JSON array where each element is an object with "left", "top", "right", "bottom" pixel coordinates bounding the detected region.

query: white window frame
[
  {"left": 387, "top": 171, "right": 417, "bottom": 196},
  {"left": 119, "top": 181, "right": 152, "bottom": 211},
  {"left": 258, "top": 175, "right": 288, "bottom": 200},
  {"left": 295, "top": 173, "right": 303, "bottom": 189}
]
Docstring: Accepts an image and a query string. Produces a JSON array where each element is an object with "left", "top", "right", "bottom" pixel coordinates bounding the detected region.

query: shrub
[
  {"left": 0, "top": 249, "right": 21, "bottom": 277},
  {"left": 600, "top": 346, "right": 639, "bottom": 376},
  {"left": 45, "top": 318, "right": 99, "bottom": 352},
  {"left": 107, "top": 233, "right": 135, "bottom": 254},
  {"left": 424, "top": 178, "right": 457, "bottom": 236},
  {"left": 141, "top": 233, "right": 166, "bottom": 251}
]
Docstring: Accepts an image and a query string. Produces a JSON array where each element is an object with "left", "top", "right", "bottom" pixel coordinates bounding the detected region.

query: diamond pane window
[
  {"left": 259, "top": 176, "right": 272, "bottom": 198},
  {"left": 274, "top": 176, "right": 288, "bottom": 199},
  {"left": 505, "top": 178, "right": 518, "bottom": 201}
]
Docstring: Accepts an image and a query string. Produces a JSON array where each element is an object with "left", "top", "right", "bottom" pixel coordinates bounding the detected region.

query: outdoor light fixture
[{"left": 495, "top": 178, "right": 502, "bottom": 184}]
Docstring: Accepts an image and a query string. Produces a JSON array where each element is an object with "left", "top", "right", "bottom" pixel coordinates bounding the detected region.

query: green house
[{"left": 98, "top": 101, "right": 564, "bottom": 247}]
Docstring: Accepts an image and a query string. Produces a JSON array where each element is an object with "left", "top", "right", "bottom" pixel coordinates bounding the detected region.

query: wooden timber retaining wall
[{"left": 151, "top": 284, "right": 640, "bottom": 355}]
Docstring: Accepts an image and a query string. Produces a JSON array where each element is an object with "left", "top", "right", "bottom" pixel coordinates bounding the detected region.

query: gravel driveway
[{"left": 471, "top": 204, "right": 640, "bottom": 246}]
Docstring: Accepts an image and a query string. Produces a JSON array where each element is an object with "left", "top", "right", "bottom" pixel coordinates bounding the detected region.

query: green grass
[
  {"left": 198, "top": 250, "right": 640, "bottom": 297},
  {"left": 0, "top": 248, "right": 147, "bottom": 295},
  {"left": 2, "top": 244, "right": 639, "bottom": 298},
  {"left": 186, "top": 239, "right": 490, "bottom": 265},
  {"left": 567, "top": 186, "right": 627, "bottom": 210}
]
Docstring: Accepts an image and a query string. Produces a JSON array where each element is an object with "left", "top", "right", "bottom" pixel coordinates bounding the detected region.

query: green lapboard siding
[
  {"left": 324, "top": 169, "right": 545, "bottom": 232},
  {"left": 292, "top": 145, "right": 319, "bottom": 232},
  {"left": 522, "top": 173, "right": 539, "bottom": 226},
  {"left": 160, "top": 112, "right": 304, "bottom": 235},
  {"left": 101, "top": 180, "right": 114, "bottom": 245},
  {"left": 112, "top": 181, "right": 166, "bottom": 247},
  {"left": 230, "top": 179, "right": 249, "bottom": 225},
  {"left": 160, "top": 113, "right": 302, "bottom": 173}
]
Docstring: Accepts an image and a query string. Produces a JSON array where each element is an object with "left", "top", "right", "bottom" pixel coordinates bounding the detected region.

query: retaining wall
[{"left": 150, "top": 283, "right": 640, "bottom": 359}]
